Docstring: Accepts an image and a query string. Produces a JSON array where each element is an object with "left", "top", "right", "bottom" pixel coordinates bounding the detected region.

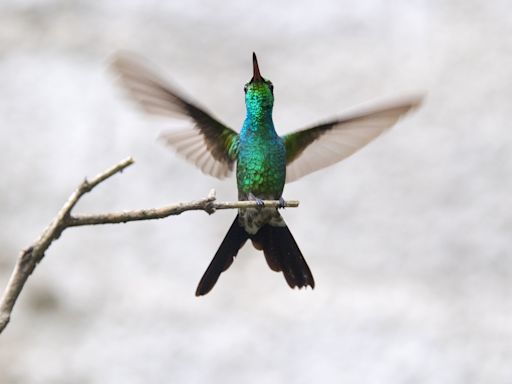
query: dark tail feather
[
  {"left": 195, "top": 214, "right": 248, "bottom": 296},
  {"left": 252, "top": 222, "right": 315, "bottom": 290}
]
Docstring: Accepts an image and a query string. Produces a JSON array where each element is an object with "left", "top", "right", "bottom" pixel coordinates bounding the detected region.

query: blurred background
[{"left": 0, "top": 0, "right": 511, "bottom": 383}]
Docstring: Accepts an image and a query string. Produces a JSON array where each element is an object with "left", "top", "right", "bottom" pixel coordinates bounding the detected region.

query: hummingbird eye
[
  {"left": 244, "top": 84, "right": 248, "bottom": 93},
  {"left": 268, "top": 82, "right": 274, "bottom": 94}
]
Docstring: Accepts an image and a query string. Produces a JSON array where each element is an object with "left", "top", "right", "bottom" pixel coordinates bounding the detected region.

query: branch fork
[{"left": 0, "top": 157, "right": 298, "bottom": 333}]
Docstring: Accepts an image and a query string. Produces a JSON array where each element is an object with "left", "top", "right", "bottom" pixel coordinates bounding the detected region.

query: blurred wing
[
  {"left": 111, "top": 53, "right": 239, "bottom": 179},
  {"left": 283, "top": 96, "right": 422, "bottom": 183}
]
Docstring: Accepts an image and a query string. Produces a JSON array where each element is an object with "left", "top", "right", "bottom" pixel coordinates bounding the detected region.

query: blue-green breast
[{"left": 236, "top": 127, "right": 286, "bottom": 200}]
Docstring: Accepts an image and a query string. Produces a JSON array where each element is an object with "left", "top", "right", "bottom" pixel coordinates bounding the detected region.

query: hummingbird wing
[
  {"left": 282, "top": 96, "right": 422, "bottom": 183},
  {"left": 111, "top": 54, "right": 239, "bottom": 179}
]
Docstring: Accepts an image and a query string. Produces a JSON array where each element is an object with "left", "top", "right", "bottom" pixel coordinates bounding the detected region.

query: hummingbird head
[{"left": 244, "top": 52, "right": 274, "bottom": 113}]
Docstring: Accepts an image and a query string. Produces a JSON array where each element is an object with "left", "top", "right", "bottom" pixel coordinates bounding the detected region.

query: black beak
[{"left": 251, "top": 52, "right": 263, "bottom": 82}]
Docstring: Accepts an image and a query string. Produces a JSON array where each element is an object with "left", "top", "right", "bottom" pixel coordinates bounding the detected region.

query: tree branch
[{"left": 0, "top": 158, "right": 299, "bottom": 334}]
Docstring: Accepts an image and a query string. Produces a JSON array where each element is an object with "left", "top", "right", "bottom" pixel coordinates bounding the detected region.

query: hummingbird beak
[{"left": 251, "top": 52, "right": 263, "bottom": 82}]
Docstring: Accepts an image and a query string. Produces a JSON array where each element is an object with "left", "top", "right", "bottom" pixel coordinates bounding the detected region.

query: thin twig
[
  {"left": 0, "top": 158, "right": 298, "bottom": 334},
  {"left": 67, "top": 198, "right": 299, "bottom": 226}
]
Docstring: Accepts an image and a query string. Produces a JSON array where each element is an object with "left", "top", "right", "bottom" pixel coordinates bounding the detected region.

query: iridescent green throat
[{"left": 243, "top": 82, "right": 274, "bottom": 130}]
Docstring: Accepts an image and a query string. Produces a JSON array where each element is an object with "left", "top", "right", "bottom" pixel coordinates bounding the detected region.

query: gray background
[{"left": 0, "top": 0, "right": 511, "bottom": 383}]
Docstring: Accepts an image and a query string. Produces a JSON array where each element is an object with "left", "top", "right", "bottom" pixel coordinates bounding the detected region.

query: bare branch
[
  {"left": 0, "top": 158, "right": 299, "bottom": 334},
  {"left": 67, "top": 199, "right": 299, "bottom": 226},
  {"left": 0, "top": 157, "right": 135, "bottom": 333}
]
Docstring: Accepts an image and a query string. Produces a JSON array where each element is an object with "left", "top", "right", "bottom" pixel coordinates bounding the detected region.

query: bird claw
[
  {"left": 249, "top": 193, "right": 265, "bottom": 208},
  {"left": 278, "top": 197, "right": 286, "bottom": 209}
]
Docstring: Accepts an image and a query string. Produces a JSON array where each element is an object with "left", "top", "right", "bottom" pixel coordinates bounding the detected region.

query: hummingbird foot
[
  {"left": 248, "top": 193, "right": 265, "bottom": 208},
  {"left": 278, "top": 197, "right": 286, "bottom": 209}
]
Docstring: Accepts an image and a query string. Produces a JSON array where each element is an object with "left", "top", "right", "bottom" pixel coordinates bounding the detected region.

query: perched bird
[{"left": 112, "top": 53, "right": 421, "bottom": 296}]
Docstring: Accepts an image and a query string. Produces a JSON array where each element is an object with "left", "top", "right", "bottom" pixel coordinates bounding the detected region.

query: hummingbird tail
[
  {"left": 251, "top": 219, "right": 315, "bottom": 290},
  {"left": 195, "top": 214, "right": 248, "bottom": 296}
]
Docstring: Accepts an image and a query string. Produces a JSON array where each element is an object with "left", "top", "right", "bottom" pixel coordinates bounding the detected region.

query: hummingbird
[{"left": 112, "top": 53, "right": 421, "bottom": 296}]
